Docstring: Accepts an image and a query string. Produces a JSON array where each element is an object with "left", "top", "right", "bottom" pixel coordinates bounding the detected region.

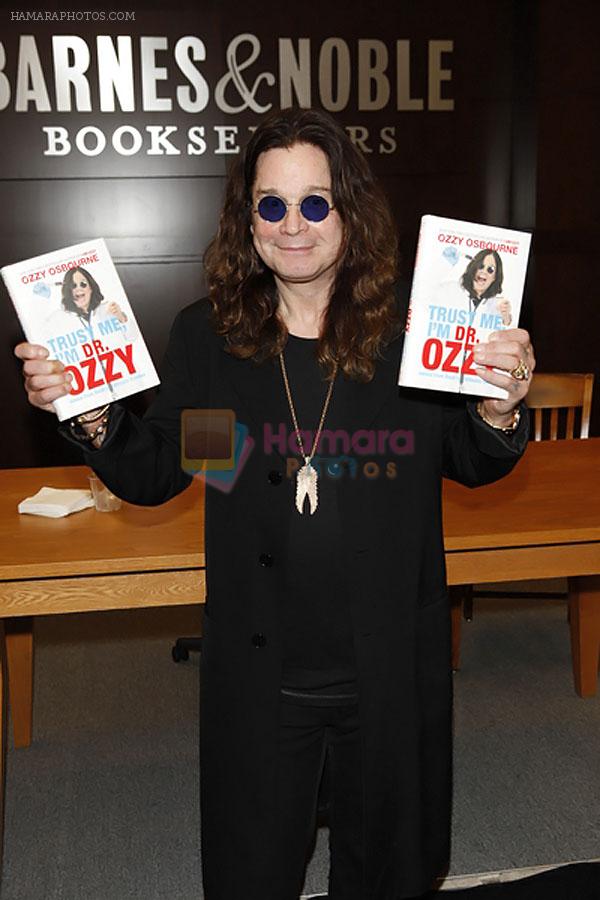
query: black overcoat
[{"left": 81, "top": 299, "right": 527, "bottom": 899}]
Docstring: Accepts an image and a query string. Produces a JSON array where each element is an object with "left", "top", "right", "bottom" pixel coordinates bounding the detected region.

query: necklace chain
[{"left": 279, "top": 352, "right": 337, "bottom": 463}]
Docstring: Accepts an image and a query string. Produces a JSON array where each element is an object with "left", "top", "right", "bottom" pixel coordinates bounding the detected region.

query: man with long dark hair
[{"left": 16, "top": 108, "right": 534, "bottom": 900}]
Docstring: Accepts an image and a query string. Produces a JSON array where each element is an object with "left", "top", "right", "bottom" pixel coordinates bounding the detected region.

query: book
[
  {"left": 2, "top": 238, "right": 160, "bottom": 420},
  {"left": 398, "top": 215, "right": 532, "bottom": 399}
]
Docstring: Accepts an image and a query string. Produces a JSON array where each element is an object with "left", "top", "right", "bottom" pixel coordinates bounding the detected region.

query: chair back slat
[
  {"left": 526, "top": 373, "right": 594, "bottom": 441},
  {"left": 581, "top": 375, "right": 594, "bottom": 438}
]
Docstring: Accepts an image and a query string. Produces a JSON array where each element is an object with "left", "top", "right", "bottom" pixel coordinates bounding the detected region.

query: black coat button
[
  {"left": 267, "top": 470, "right": 282, "bottom": 485},
  {"left": 251, "top": 633, "right": 267, "bottom": 648},
  {"left": 258, "top": 553, "right": 274, "bottom": 567}
]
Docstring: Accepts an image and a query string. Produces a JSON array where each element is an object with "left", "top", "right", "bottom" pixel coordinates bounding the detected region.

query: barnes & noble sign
[
  {"left": 3, "top": 34, "right": 452, "bottom": 146},
  {"left": 0, "top": 32, "right": 453, "bottom": 172},
  {"left": 0, "top": 1, "right": 515, "bottom": 178}
]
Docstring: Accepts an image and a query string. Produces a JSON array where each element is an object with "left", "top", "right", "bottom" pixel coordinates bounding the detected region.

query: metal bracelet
[
  {"left": 476, "top": 401, "right": 521, "bottom": 434},
  {"left": 76, "top": 404, "right": 111, "bottom": 424},
  {"left": 86, "top": 415, "right": 110, "bottom": 443},
  {"left": 68, "top": 413, "right": 110, "bottom": 443}
]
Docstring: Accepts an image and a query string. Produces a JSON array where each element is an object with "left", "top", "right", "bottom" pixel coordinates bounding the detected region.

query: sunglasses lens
[
  {"left": 300, "top": 195, "right": 330, "bottom": 222},
  {"left": 487, "top": 266, "right": 495, "bottom": 274},
  {"left": 256, "top": 194, "right": 331, "bottom": 222},
  {"left": 257, "top": 196, "right": 286, "bottom": 222}
]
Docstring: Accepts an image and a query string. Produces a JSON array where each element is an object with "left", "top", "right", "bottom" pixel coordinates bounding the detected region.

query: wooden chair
[
  {"left": 526, "top": 372, "right": 594, "bottom": 440},
  {"left": 450, "top": 372, "right": 595, "bottom": 670}
]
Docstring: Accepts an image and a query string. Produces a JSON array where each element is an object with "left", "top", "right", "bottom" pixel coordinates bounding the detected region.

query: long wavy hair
[
  {"left": 461, "top": 249, "right": 504, "bottom": 302},
  {"left": 61, "top": 266, "right": 103, "bottom": 315},
  {"left": 203, "top": 108, "right": 401, "bottom": 381}
]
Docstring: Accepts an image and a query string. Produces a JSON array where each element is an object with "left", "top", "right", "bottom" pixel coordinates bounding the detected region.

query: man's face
[
  {"left": 71, "top": 271, "right": 92, "bottom": 311},
  {"left": 250, "top": 142, "right": 344, "bottom": 292},
  {"left": 473, "top": 253, "right": 497, "bottom": 296}
]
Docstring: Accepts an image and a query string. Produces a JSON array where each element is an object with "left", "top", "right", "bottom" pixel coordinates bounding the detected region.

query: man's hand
[
  {"left": 14, "top": 342, "right": 73, "bottom": 412},
  {"left": 107, "top": 301, "right": 128, "bottom": 323},
  {"left": 496, "top": 298, "right": 512, "bottom": 327},
  {"left": 473, "top": 328, "right": 535, "bottom": 426}
]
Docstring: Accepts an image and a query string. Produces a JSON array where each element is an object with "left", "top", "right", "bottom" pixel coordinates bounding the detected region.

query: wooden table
[
  {"left": 443, "top": 437, "right": 600, "bottom": 697},
  {"left": 0, "top": 465, "right": 205, "bottom": 870}
]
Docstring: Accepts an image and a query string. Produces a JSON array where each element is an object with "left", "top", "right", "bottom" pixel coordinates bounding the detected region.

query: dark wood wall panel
[
  {"left": 0, "top": 177, "right": 226, "bottom": 264},
  {"left": 534, "top": 0, "right": 600, "bottom": 434}
]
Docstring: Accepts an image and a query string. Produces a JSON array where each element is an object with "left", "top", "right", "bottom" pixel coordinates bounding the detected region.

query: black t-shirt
[{"left": 279, "top": 334, "right": 357, "bottom": 706}]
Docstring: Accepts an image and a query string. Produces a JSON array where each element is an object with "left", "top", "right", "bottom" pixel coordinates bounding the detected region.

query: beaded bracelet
[
  {"left": 68, "top": 411, "right": 110, "bottom": 444},
  {"left": 85, "top": 415, "right": 110, "bottom": 443}
]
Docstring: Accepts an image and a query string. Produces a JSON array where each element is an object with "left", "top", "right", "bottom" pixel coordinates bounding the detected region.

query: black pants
[{"left": 263, "top": 700, "right": 364, "bottom": 900}]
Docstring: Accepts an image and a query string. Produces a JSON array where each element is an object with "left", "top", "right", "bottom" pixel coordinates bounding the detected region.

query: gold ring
[{"left": 510, "top": 360, "right": 530, "bottom": 381}]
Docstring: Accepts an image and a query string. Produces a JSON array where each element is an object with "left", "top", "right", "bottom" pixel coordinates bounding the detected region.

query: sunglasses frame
[{"left": 252, "top": 194, "right": 335, "bottom": 223}]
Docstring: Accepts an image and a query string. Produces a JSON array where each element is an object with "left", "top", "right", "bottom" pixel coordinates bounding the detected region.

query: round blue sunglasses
[{"left": 254, "top": 194, "right": 334, "bottom": 223}]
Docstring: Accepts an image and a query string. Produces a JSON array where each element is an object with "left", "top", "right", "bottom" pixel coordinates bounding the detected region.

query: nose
[{"left": 279, "top": 204, "right": 307, "bottom": 235}]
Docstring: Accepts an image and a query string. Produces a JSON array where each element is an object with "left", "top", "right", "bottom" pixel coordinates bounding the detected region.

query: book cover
[
  {"left": 2, "top": 238, "right": 160, "bottom": 420},
  {"left": 398, "top": 215, "right": 532, "bottom": 399}
]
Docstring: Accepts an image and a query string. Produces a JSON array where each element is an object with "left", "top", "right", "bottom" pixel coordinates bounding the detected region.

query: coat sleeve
[
  {"left": 59, "top": 301, "right": 210, "bottom": 506},
  {"left": 441, "top": 394, "right": 529, "bottom": 488}
]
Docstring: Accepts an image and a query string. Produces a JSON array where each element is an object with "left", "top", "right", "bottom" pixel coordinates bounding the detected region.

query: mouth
[{"left": 277, "top": 248, "right": 314, "bottom": 256}]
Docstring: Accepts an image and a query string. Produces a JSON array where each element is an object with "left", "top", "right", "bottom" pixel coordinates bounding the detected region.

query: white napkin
[{"left": 18, "top": 487, "right": 95, "bottom": 518}]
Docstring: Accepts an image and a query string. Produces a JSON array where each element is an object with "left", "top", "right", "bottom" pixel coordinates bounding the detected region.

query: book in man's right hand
[{"left": 2, "top": 238, "right": 159, "bottom": 421}]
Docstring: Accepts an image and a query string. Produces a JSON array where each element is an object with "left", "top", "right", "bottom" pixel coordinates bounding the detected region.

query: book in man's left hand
[
  {"left": 2, "top": 238, "right": 160, "bottom": 420},
  {"left": 398, "top": 215, "right": 532, "bottom": 400}
]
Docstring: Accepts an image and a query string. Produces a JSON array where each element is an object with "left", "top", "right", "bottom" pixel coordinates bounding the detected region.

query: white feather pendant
[{"left": 295, "top": 461, "right": 318, "bottom": 514}]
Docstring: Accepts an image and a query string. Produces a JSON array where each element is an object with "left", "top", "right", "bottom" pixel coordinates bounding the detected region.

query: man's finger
[
  {"left": 14, "top": 343, "right": 49, "bottom": 361},
  {"left": 22, "top": 358, "right": 66, "bottom": 378},
  {"left": 25, "top": 372, "right": 72, "bottom": 392}
]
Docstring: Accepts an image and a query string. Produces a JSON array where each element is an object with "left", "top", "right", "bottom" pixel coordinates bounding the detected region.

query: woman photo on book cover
[
  {"left": 459, "top": 249, "right": 512, "bottom": 325},
  {"left": 45, "top": 266, "right": 137, "bottom": 344}
]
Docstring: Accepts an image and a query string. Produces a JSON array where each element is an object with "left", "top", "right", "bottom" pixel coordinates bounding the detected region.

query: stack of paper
[{"left": 18, "top": 487, "right": 94, "bottom": 518}]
